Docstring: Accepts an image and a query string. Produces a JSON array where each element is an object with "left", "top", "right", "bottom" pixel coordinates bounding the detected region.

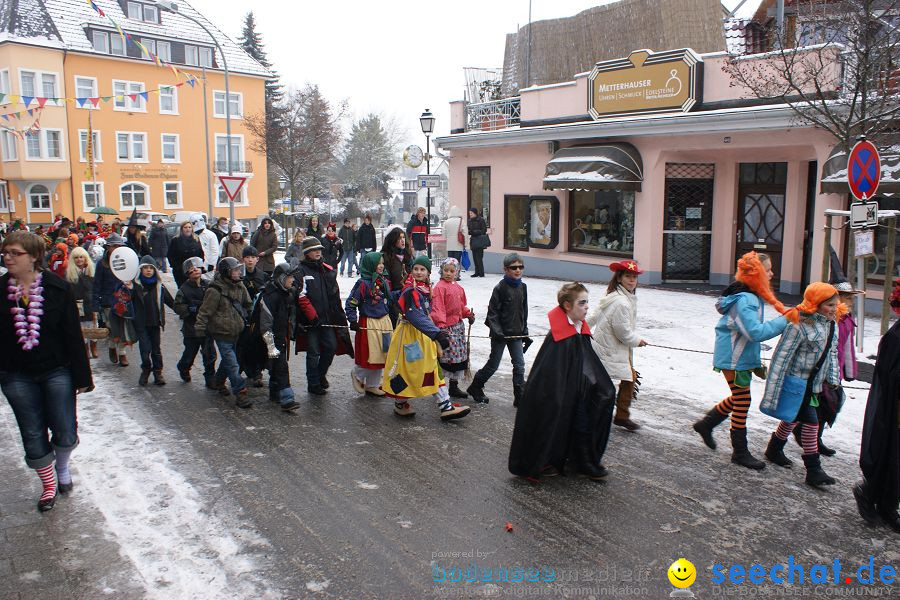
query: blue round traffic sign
[{"left": 847, "top": 140, "right": 881, "bottom": 200}]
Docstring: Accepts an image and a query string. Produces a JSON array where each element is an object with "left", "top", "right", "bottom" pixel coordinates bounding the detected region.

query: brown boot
[
  {"left": 139, "top": 367, "right": 151, "bottom": 386},
  {"left": 153, "top": 370, "right": 166, "bottom": 385},
  {"left": 119, "top": 354, "right": 129, "bottom": 367},
  {"left": 109, "top": 347, "right": 119, "bottom": 364},
  {"left": 89, "top": 341, "right": 98, "bottom": 359}
]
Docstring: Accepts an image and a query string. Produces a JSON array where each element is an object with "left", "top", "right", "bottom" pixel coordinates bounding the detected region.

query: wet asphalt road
[{"left": 3, "top": 319, "right": 899, "bottom": 600}]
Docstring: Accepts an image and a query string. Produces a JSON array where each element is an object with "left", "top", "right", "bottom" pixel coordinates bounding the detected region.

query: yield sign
[
  {"left": 218, "top": 175, "right": 247, "bottom": 202},
  {"left": 847, "top": 139, "right": 881, "bottom": 200}
]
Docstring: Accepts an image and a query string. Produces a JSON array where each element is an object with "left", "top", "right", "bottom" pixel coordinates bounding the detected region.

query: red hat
[{"left": 609, "top": 260, "right": 644, "bottom": 275}]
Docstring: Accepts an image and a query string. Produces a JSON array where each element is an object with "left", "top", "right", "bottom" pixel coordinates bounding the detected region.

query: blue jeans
[
  {"left": 475, "top": 337, "right": 525, "bottom": 386},
  {"left": 305, "top": 326, "right": 337, "bottom": 387},
  {"left": 1, "top": 367, "right": 78, "bottom": 468},
  {"left": 214, "top": 339, "right": 246, "bottom": 394},
  {"left": 339, "top": 251, "right": 359, "bottom": 275}
]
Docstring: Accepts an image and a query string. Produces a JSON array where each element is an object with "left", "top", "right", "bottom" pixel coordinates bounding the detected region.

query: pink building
[{"left": 437, "top": 46, "right": 897, "bottom": 295}]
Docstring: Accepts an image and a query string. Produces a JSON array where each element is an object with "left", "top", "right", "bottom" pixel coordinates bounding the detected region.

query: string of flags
[
  {"left": 0, "top": 108, "right": 43, "bottom": 137},
  {"left": 0, "top": 80, "right": 199, "bottom": 111}
]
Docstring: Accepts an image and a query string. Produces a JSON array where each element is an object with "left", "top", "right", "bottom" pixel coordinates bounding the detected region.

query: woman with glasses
[{"left": 1, "top": 231, "right": 93, "bottom": 511}]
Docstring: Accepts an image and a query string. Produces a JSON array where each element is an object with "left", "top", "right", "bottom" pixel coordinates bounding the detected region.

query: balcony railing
[
  {"left": 466, "top": 97, "right": 521, "bottom": 132},
  {"left": 214, "top": 160, "right": 253, "bottom": 173}
]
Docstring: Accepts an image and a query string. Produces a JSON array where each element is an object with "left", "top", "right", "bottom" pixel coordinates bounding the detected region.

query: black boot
[
  {"left": 693, "top": 408, "right": 728, "bottom": 450},
  {"left": 730, "top": 428, "right": 766, "bottom": 470},
  {"left": 817, "top": 422, "right": 836, "bottom": 457},
  {"left": 466, "top": 379, "right": 489, "bottom": 404},
  {"left": 448, "top": 380, "right": 468, "bottom": 399},
  {"left": 764, "top": 433, "right": 793, "bottom": 468},
  {"left": 572, "top": 435, "right": 607, "bottom": 482},
  {"left": 853, "top": 479, "right": 879, "bottom": 525},
  {"left": 513, "top": 383, "right": 524, "bottom": 408},
  {"left": 802, "top": 453, "right": 835, "bottom": 487},
  {"left": 880, "top": 509, "right": 900, "bottom": 533},
  {"left": 139, "top": 367, "right": 151, "bottom": 386}
]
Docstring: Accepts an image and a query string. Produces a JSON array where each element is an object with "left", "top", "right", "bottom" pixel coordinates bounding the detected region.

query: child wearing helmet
[
  {"left": 255, "top": 263, "right": 301, "bottom": 411},
  {"left": 174, "top": 257, "right": 217, "bottom": 388}
]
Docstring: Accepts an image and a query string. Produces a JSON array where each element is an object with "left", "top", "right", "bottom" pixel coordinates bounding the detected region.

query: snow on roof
[
  {"left": 0, "top": 0, "right": 61, "bottom": 42},
  {"left": 40, "top": 0, "right": 272, "bottom": 78}
]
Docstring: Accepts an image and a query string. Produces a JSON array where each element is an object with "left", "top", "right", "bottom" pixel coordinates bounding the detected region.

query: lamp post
[
  {"left": 158, "top": 0, "right": 235, "bottom": 226},
  {"left": 419, "top": 108, "right": 435, "bottom": 258}
]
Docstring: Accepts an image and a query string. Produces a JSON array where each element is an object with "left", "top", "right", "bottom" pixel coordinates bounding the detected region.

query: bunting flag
[{"left": 0, "top": 80, "right": 202, "bottom": 109}]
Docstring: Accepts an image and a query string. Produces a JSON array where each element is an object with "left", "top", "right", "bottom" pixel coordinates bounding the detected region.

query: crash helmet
[
  {"left": 272, "top": 262, "right": 297, "bottom": 291},
  {"left": 217, "top": 256, "right": 244, "bottom": 280},
  {"left": 182, "top": 256, "right": 204, "bottom": 275}
]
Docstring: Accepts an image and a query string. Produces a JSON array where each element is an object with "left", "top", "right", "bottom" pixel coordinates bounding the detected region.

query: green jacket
[{"left": 194, "top": 273, "right": 251, "bottom": 342}]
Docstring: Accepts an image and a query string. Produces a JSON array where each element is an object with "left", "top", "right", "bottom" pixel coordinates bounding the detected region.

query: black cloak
[
  {"left": 508, "top": 307, "right": 616, "bottom": 478},
  {"left": 859, "top": 319, "right": 900, "bottom": 511}
]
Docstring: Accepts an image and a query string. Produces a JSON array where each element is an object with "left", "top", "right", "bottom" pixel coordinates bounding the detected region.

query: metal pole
[
  {"left": 426, "top": 133, "right": 431, "bottom": 259},
  {"left": 881, "top": 216, "right": 897, "bottom": 335},
  {"left": 821, "top": 214, "right": 833, "bottom": 281},
  {"left": 201, "top": 66, "right": 213, "bottom": 221},
  {"left": 857, "top": 249, "right": 865, "bottom": 352}
]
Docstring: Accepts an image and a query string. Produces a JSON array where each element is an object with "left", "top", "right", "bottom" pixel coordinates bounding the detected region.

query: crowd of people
[{"left": 0, "top": 215, "right": 897, "bottom": 536}]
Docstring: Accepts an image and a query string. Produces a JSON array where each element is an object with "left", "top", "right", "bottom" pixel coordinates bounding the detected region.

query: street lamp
[
  {"left": 157, "top": 0, "right": 236, "bottom": 227},
  {"left": 420, "top": 108, "right": 435, "bottom": 258}
]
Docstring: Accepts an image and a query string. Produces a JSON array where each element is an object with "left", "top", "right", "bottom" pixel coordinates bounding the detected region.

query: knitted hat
[
  {"left": 784, "top": 282, "right": 847, "bottom": 324},
  {"left": 139, "top": 255, "right": 157, "bottom": 268},
  {"left": 230, "top": 224, "right": 243, "bottom": 235},
  {"left": 242, "top": 245, "right": 258, "bottom": 258},
  {"left": 67, "top": 233, "right": 80, "bottom": 245},
  {"left": 301, "top": 236, "right": 324, "bottom": 254},
  {"left": 412, "top": 255, "right": 432, "bottom": 272},
  {"left": 105, "top": 233, "right": 126, "bottom": 246},
  {"left": 609, "top": 260, "right": 644, "bottom": 275}
]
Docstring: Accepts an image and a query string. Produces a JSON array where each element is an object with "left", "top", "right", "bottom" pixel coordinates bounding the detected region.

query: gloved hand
[
  {"left": 436, "top": 330, "right": 451, "bottom": 350},
  {"left": 262, "top": 331, "right": 280, "bottom": 359},
  {"left": 523, "top": 337, "right": 534, "bottom": 353},
  {"left": 467, "top": 311, "right": 476, "bottom": 325},
  {"left": 349, "top": 322, "right": 359, "bottom": 332},
  {"left": 188, "top": 305, "right": 199, "bottom": 315}
]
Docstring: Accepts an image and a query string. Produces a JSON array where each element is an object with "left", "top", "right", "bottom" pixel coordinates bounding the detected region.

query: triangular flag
[
  {"left": 22, "top": 96, "right": 33, "bottom": 107},
  {"left": 1, "top": 114, "right": 8, "bottom": 121},
  {"left": 115, "top": 95, "right": 124, "bottom": 101},
  {"left": 37, "top": 97, "right": 48, "bottom": 108},
  {"left": 128, "top": 93, "right": 138, "bottom": 102},
  {"left": 169, "top": 64, "right": 179, "bottom": 78},
  {"left": 154, "top": 55, "right": 163, "bottom": 67},
  {"left": 9, "top": 94, "right": 19, "bottom": 104},
  {"left": 151, "top": 89, "right": 161, "bottom": 96},
  {"left": 26, "top": 109, "right": 33, "bottom": 116},
  {"left": 89, "top": 97, "right": 100, "bottom": 108},
  {"left": 101, "top": 96, "right": 112, "bottom": 102},
  {"left": 76, "top": 97, "right": 88, "bottom": 107},
  {"left": 176, "top": 82, "right": 185, "bottom": 88},
  {"left": 139, "top": 91, "right": 149, "bottom": 101},
  {"left": 187, "top": 79, "right": 195, "bottom": 88}
]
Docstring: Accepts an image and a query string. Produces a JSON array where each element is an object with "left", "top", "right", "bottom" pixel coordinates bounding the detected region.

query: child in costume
[
  {"left": 431, "top": 257, "right": 475, "bottom": 399},
  {"left": 508, "top": 282, "right": 616, "bottom": 481},
  {"left": 255, "top": 263, "right": 301, "bottom": 412},
  {"left": 174, "top": 257, "right": 217, "bottom": 388},
  {"left": 693, "top": 251, "right": 788, "bottom": 470},
  {"left": 588, "top": 260, "right": 648, "bottom": 432},
  {"left": 133, "top": 256, "right": 175, "bottom": 386},
  {"left": 761, "top": 282, "right": 843, "bottom": 488},
  {"left": 345, "top": 251, "right": 395, "bottom": 396},
  {"left": 382, "top": 256, "right": 470, "bottom": 421}
]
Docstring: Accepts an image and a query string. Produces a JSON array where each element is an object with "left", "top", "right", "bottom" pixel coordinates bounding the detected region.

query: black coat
[
  {"left": 174, "top": 278, "right": 208, "bottom": 337},
  {"left": 406, "top": 215, "right": 429, "bottom": 251},
  {"left": 357, "top": 223, "right": 377, "bottom": 252},
  {"left": 305, "top": 224, "right": 324, "bottom": 241},
  {"left": 167, "top": 235, "right": 204, "bottom": 275},
  {"left": 321, "top": 234, "right": 341, "bottom": 267},
  {"left": 133, "top": 279, "right": 175, "bottom": 329},
  {"left": 69, "top": 271, "right": 95, "bottom": 320},
  {"left": 508, "top": 308, "right": 615, "bottom": 478},
  {"left": 485, "top": 279, "right": 528, "bottom": 337},
  {"left": 242, "top": 267, "right": 268, "bottom": 300},
  {"left": 149, "top": 226, "right": 169, "bottom": 259},
  {"left": 294, "top": 259, "right": 353, "bottom": 358},
  {"left": 468, "top": 215, "right": 489, "bottom": 250},
  {"left": 859, "top": 319, "right": 900, "bottom": 511},
  {"left": 0, "top": 271, "right": 93, "bottom": 390}
]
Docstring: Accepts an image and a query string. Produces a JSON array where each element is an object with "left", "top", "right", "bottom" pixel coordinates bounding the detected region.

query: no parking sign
[{"left": 847, "top": 139, "right": 881, "bottom": 200}]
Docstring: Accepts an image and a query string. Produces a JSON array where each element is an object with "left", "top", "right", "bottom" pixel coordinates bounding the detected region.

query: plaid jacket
[{"left": 761, "top": 313, "right": 840, "bottom": 414}]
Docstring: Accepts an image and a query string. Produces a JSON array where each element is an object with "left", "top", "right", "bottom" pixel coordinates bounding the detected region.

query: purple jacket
[{"left": 837, "top": 313, "right": 858, "bottom": 380}]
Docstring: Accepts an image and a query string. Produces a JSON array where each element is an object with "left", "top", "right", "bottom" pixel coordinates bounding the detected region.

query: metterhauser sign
[{"left": 588, "top": 48, "right": 703, "bottom": 119}]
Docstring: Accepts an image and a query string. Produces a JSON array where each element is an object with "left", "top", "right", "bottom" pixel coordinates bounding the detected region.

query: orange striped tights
[{"left": 714, "top": 370, "right": 751, "bottom": 430}]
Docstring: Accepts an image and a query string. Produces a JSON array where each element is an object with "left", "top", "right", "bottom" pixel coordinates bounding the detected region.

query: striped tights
[
  {"left": 775, "top": 421, "right": 818, "bottom": 455},
  {"left": 35, "top": 464, "right": 57, "bottom": 502},
  {"left": 714, "top": 370, "right": 751, "bottom": 430}
]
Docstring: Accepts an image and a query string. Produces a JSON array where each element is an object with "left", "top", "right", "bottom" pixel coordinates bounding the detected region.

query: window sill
[
  {"left": 120, "top": 205, "right": 151, "bottom": 212},
  {"left": 29, "top": 208, "right": 51, "bottom": 212},
  {"left": 159, "top": 111, "right": 180, "bottom": 116},
  {"left": 79, "top": 159, "right": 104, "bottom": 163},
  {"left": 560, "top": 249, "right": 634, "bottom": 260},
  {"left": 213, "top": 114, "right": 243, "bottom": 120},
  {"left": 25, "top": 157, "right": 65, "bottom": 162},
  {"left": 116, "top": 159, "right": 150, "bottom": 164},
  {"left": 113, "top": 107, "right": 147, "bottom": 113},
  {"left": 161, "top": 159, "right": 181, "bottom": 164}
]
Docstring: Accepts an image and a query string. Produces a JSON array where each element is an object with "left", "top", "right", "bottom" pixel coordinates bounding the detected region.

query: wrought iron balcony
[
  {"left": 214, "top": 160, "right": 253, "bottom": 173},
  {"left": 466, "top": 97, "right": 521, "bottom": 132}
]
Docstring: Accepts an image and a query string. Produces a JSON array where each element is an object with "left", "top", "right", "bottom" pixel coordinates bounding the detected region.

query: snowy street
[{"left": 1, "top": 273, "right": 897, "bottom": 599}]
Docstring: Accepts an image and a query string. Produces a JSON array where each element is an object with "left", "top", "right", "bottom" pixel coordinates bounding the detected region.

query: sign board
[
  {"left": 847, "top": 139, "right": 881, "bottom": 200},
  {"left": 854, "top": 229, "right": 875, "bottom": 257},
  {"left": 588, "top": 48, "right": 703, "bottom": 120},
  {"left": 417, "top": 174, "right": 441, "bottom": 189},
  {"left": 217, "top": 175, "right": 247, "bottom": 202},
  {"left": 850, "top": 201, "right": 878, "bottom": 229}
]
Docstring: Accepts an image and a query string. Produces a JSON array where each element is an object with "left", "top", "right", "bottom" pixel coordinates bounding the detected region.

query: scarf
[
  {"left": 139, "top": 273, "right": 158, "bottom": 286},
  {"left": 503, "top": 275, "right": 523, "bottom": 288}
]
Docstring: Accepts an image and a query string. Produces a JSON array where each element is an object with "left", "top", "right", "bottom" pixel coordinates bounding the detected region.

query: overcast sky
[{"left": 188, "top": 0, "right": 759, "bottom": 146}]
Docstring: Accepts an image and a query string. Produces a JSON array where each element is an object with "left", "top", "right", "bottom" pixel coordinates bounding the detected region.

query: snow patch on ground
[
  {"left": 355, "top": 480, "right": 379, "bottom": 490},
  {"left": 305, "top": 579, "right": 330, "bottom": 592}
]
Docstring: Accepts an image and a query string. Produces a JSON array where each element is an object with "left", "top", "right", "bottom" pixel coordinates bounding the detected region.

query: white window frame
[
  {"left": 18, "top": 69, "right": 36, "bottom": 97},
  {"left": 78, "top": 129, "right": 102, "bottom": 162},
  {"left": 0, "top": 69, "right": 10, "bottom": 95},
  {"left": 184, "top": 45, "right": 199, "bottom": 66},
  {"left": 119, "top": 181, "right": 149, "bottom": 211},
  {"left": 74, "top": 76, "right": 99, "bottom": 108},
  {"left": 23, "top": 129, "right": 64, "bottom": 161},
  {"left": 16, "top": 68, "right": 59, "bottom": 99},
  {"left": 158, "top": 85, "right": 178, "bottom": 114},
  {"left": 213, "top": 90, "right": 243, "bottom": 118},
  {"left": 116, "top": 131, "right": 148, "bottom": 163},
  {"left": 28, "top": 184, "right": 51, "bottom": 212},
  {"left": 163, "top": 181, "right": 182, "bottom": 209},
  {"left": 110, "top": 33, "right": 126, "bottom": 56},
  {"left": 25, "top": 131, "right": 41, "bottom": 159},
  {"left": 215, "top": 182, "right": 248, "bottom": 207},
  {"left": 157, "top": 41, "right": 172, "bottom": 62},
  {"left": 160, "top": 133, "right": 180, "bottom": 163},
  {"left": 199, "top": 47, "right": 213, "bottom": 68},
  {"left": 40, "top": 72, "right": 57, "bottom": 98},
  {"left": 214, "top": 134, "right": 245, "bottom": 171},
  {"left": 112, "top": 80, "right": 146, "bottom": 112},
  {"left": 91, "top": 30, "right": 109, "bottom": 54},
  {"left": 143, "top": 4, "right": 158, "bottom": 22},
  {"left": 44, "top": 130, "right": 62, "bottom": 159},
  {"left": 127, "top": 1, "right": 142, "bottom": 20},
  {"left": 1, "top": 131, "right": 17, "bottom": 161},
  {"left": 82, "top": 182, "right": 105, "bottom": 211},
  {"left": 0, "top": 181, "right": 8, "bottom": 211},
  {"left": 140, "top": 38, "right": 157, "bottom": 60}
]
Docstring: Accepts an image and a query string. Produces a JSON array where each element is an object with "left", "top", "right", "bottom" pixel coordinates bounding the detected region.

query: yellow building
[{"left": 0, "top": 0, "right": 271, "bottom": 225}]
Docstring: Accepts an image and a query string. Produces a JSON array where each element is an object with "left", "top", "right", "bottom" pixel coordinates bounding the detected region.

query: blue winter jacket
[
  {"left": 713, "top": 286, "right": 787, "bottom": 371},
  {"left": 92, "top": 258, "right": 118, "bottom": 309}
]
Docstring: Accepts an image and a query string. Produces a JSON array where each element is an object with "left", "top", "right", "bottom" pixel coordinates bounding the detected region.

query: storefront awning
[
  {"left": 820, "top": 143, "right": 900, "bottom": 196},
  {"left": 542, "top": 143, "right": 643, "bottom": 192}
]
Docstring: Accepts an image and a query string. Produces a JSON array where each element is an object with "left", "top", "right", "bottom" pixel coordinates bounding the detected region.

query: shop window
[
  {"left": 740, "top": 162, "right": 787, "bottom": 186},
  {"left": 568, "top": 190, "right": 635, "bottom": 256},
  {"left": 467, "top": 167, "right": 490, "bottom": 226},
  {"left": 504, "top": 195, "right": 529, "bottom": 250}
]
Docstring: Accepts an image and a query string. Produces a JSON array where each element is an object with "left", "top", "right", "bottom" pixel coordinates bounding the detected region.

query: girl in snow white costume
[{"left": 0, "top": 231, "right": 93, "bottom": 512}]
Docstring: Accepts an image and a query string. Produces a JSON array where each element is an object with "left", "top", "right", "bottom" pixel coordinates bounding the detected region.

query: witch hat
[
  {"left": 829, "top": 246, "right": 862, "bottom": 294},
  {"left": 126, "top": 208, "right": 145, "bottom": 230}
]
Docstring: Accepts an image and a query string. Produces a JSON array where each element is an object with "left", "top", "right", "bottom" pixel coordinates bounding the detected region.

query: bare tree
[{"left": 725, "top": 0, "right": 900, "bottom": 150}]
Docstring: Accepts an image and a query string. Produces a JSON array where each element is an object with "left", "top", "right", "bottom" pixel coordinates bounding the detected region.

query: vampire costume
[{"left": 508, "top": 306, "right": 616, "bottom": 480}]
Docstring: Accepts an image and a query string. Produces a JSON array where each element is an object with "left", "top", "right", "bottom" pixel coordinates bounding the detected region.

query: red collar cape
[{"left": 547, "top": 306, "right": 591, "bottom": 342}]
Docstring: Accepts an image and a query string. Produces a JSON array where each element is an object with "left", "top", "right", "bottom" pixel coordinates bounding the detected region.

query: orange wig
[
  {"left": 734, "top": 251, "right": 786, "bottom": 315},
  {"left": 784, "top": 281, "right": 848, "bottom": 324}
]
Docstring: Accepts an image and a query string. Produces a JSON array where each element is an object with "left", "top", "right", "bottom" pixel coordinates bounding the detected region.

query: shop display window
[
  {"left": 468, "top": 166, "right": 491, "bottom": 226},
  {"left": 504, "top": 195, "right": 529, "bottom": 250},
  {"left": 568, "top": 190, "right": 635, "bottom": 256},
  {"left": 527, "top": 196, "right": 559, "bottom": 249}
]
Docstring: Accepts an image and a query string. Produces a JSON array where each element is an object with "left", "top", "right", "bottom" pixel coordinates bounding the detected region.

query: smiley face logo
[{"left": 668, "top": 559, "right": 696, "bottom": 588}]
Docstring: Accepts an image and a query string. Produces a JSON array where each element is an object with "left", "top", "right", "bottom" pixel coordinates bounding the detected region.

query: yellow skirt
[{"left": 381, "top": 319, "right": 445, "bottom": 399}]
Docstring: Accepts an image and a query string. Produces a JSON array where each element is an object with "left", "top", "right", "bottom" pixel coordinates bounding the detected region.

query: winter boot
[
  {"left": 802, "top": 453, "right": 835, "bottom": 487},
  {"left": 109, "top": 347, "right": 118, "bottom": 364},
  {"left": 308, "top": 384, "right": 327, "bottom": 396},
  {"left": 439, "top": 403, "right": 471, "bottom": 421},
  {"left": 880, "top": 509, "right": 900, "bottom": 533},
  {"left": 394, "top": 401, "right": 416, "bottom": 417},
  {"left": 234, "top": 389, "right": 252, "bottom": 409},
  {"left": 513, "top": 383, "right": 524, "bottom": 408},
  {"left": 179, "top": 368, "right": 191, "bottom": 382},
  {"left": 693, "top": 408, "right": 728, "bottom": 450},
  {"left": 118, "top": 354, "right": 129, "bottom": 367},
  {"left": 572, "top": 435, "right": 607, "bottom": 481},
  {"left": 730, "top": 428, "right": 766, "bottom": 470},
  {"left": 138, "top": 367, "right": 151, "bottom": 386},
  {"left": 466, "top": 379, "right": 489, "bottom": 404},
  {"left": 89, "top": 340, "right": 98, "bottom": 358},
  {"left": 853, "top": 480, "right": 880, "bottom": 525},
  {"left": 764, "top": 433, "right": 793, "bottom": 468},
  {"left": 817, "top": 422, "right": 836, "bottom": 457},
  {"left": 448, "top": 380, "right": 468, "bottom": 399},
  {"left": 153, "top": 370, "right": 166, "bottom": 385},
  {"left": 365, "top": 386, "right": 386, "bottom": 396},
  {"left": 321, "top": 376, "right": 330, "bottom": 390}
]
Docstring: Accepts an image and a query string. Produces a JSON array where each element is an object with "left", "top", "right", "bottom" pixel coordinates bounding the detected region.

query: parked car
[
  {"left": 170, "top": 211, "right": 208, "bottom": 224},
  {"left": 138, "top": 211, "right": 170, "bottom": 223}
]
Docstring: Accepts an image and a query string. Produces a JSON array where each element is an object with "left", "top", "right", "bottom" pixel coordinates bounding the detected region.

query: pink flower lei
[{"left": 7, "top": 272, "right": 44, "bottom": 351}]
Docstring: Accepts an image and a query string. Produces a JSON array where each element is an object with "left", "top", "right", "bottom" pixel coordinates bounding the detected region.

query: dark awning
[
  {"left": 820, "top": 143, "right": 900, "bottom": 196},
  {"left": 543, "top": 143, "right": 643, "bottom": 192}
]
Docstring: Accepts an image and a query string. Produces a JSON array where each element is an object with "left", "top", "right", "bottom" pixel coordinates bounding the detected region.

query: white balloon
[{"left": 110, "top": 247, "right": 139, "bottom": 282}]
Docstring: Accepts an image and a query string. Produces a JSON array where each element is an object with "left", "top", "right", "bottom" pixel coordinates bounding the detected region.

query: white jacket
[
  {"left": 443, "top": 205, "right": 468, "bottom": 253},
  {"left": 197, "top": 228, "right": 220, "bottom": 269},
  {"left": 587, "top": 285, "right": 641, "bottom": 382}
]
